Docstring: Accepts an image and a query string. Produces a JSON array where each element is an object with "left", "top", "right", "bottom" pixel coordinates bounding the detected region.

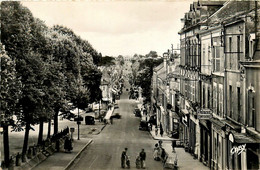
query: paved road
[{"left": 68, "top": 90, "right": 163, "bottom": 170}]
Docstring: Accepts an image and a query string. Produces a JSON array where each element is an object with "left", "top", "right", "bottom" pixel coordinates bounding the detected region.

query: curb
[
  {"left": 64, "top": 139, "right": 93, "bottom": 170},
  {"left": 95, "top": 124, "right": 107, "bottom": 135},
  {"left": 149, "top": 131, "right": 174, "bottom": 141}
]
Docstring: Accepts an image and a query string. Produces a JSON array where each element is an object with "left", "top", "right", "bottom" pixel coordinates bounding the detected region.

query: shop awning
[
  {"left": 199, "top": 120, "right": 210, "bottom": 130},
  {"left": 231, "top": 131, "right": 260, "bottom": 144},
  {"left": 210, "top": 118, "right": 225, "bottom": 128},
  {"left": 181, "top": 109, "right": 189, "bottom": 115},
  {"left": 223, "top": 119, "right": 241, "bottom": 131}
]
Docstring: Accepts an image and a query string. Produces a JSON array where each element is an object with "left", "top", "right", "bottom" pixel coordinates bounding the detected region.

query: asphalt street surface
[{"left": 68, "top": 89, "right": 163, "bottom": 170}]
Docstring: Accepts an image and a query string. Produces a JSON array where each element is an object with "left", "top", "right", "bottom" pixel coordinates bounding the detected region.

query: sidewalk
[
  {"left": 30, "top": 138, "right": 93, "bottom": 170},
  {"left": 11, "top": 119, "right": 107, "bottom": 170},
  {"left": 149, "top": 126, "right": 209, "bottom": 170}
]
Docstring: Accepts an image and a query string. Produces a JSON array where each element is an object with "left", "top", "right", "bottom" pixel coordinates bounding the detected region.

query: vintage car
[
  {"left": 85, "top": 116, "right": 95, "bottom": 125},
  {"left": 139, "top": 120, "right": 149, "bottom": 131}
]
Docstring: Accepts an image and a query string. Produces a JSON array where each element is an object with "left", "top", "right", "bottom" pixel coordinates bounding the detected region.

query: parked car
[
  {"left": 139, "top": 120, "right": 149, "bottom": 131},
  {"left": 85, "top": 116, "right": 95, "bottom": 125},
  {"left": 111, "top": 109, "right": 121, "bottom": 119},
  {"left": 113, "top": 113, "right": 121, "bottom": 119}
]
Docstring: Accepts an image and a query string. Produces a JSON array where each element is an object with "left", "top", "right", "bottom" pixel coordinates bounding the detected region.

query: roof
[
  {"left": 154, "top": 62, "right": 164, "bottom": 72},
  {"left": 157, "top": 70, "right": 166, "bottom": 81},
  {"left": 204, "top": 1, "right": 256, "bottom": 26}
]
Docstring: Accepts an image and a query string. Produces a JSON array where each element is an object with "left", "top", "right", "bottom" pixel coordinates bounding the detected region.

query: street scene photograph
[{"left": 0, "top": 0, "right": 259, "bottom": 170}]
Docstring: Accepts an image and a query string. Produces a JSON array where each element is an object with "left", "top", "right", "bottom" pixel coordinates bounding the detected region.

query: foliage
[
  {"left": 0, "top": 44, "right": 21, "bottom": 121},
  {"left": 99, "top": 56, "right": 116, "bottom": 66},
  {"left": 1, "top": 1, "right": 103, "bottom": 159},
  {"left": 134, "top": 58, "right": 163, "bottom": 103}
]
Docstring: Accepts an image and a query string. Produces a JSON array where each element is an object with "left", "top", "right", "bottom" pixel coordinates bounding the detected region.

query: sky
[{"left": 22, "top": 0, "right": 193, "bottom": 57}]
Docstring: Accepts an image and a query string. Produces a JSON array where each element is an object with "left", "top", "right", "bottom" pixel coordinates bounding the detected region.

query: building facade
[{"left": 177, "top": 1, "right": 260, "bottom": 170}]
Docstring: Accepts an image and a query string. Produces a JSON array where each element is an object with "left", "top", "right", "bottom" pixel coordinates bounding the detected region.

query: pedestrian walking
[
  {"left": 121, "top": 148, "right": 128, "bottom": 168},
  {"left": 139, "top": 149, "right": 146, "bottom": 169},
  {"left": 153, "top": 144, "right": 160, "bottom": 161},
  {"left": 171, "top": 140, "right": 176, "bottom": 153},
  {"left": 110, "top": 116, "right": 113, "bottom": 124},
  {"left": 155, "top": 127, "right": 158, "bottom": 136},
  {"left": 160, "top": 128, "right": 164, "bottom": 137},
  {"left": 136, "top": 155, "right": 141, "bottom": 169},
  {"left": 126, "top": 155, "right": 130, "bottom": 168},
  {"left": 158, "top": 140, "right": 163, "bottom": 148},
  {"left": 64, "top": 135, "right": 73, "bottom": 153},
  {"left": 161, "top": 148, "right": 168, "bottom": 164}
]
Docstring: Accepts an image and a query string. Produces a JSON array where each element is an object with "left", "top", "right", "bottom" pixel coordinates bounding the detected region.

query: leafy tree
[
  {"left": 145, "top": 51, "right": 158, "bottom": 58},
  {"left": 1, "top": 1, "right": 53, "bottom": 158},
  {"left": 99, "top": 56, "right": 116, "bottom": 66},
  {"left": 0, "top": 44, "right": 21, "bottom": 167}
]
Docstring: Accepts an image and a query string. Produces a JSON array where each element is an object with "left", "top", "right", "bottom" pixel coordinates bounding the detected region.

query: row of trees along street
[
  {"left": 0, "top": 1, "right": 102, "bottom": 167},
  {"left": 129, "top": 52, "right": 163, "bottom": 104}
]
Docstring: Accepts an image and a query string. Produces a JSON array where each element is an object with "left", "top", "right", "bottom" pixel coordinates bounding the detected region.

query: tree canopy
[{"left": 1, "top": 1, "right": 103, "bottom": 162}]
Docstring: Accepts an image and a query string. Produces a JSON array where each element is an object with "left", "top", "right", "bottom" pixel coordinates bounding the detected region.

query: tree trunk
[
  {"left": 22, "top": 121, "right": 30, "bottom": 160},
  {"left": 37, "top": 119, "right": 44, "bottom": 145},
  {"left": 53, "top": 107, "right": 59, "bottom": 135},
  {"left": 47, "top": 119, "right": 51, "bottom": 139},
  {"left": 3, "top": 124, "right": 10, "bottom": 167}
]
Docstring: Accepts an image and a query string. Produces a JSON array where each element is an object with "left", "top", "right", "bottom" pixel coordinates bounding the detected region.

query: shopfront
[
  {"left": 210, "top": 118, "right": 226, "bottom": 170},
  {"left": 227, "top": 131, "right": 259, "bottom": 170},
  {"left": 199, "top": 119, "right": 211, "bottom": 167}
]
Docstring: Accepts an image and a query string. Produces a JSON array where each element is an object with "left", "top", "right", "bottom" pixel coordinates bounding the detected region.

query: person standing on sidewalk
[
  {"left": 171, "top": 140, "right": 176, "bottom": 153},
  {"left": 139, "top": 149, "right": 146, "bottom": 169},
  {"left": 121, "top": 148, "right": 128, "bottom": 168},
  {"left": 155, "top": 127, "right": 158, "bottom": 136},
  {"left": 159, "top": 123, "right": 164, "bottom": 137}
]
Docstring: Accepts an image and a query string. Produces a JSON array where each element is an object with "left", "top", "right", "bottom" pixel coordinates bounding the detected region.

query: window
[
  {"left": 229, "top": 85, "right": 233, "bottom": 118},
  {"left": 208, "top": 87, "right": 211, "bottom": 108},
  {"left": 248, "top": 90, "right": 256, "bottom": 128},
  {"left": 237, "top": 36, "right": 241, "bottom": 69},
  {"left": 212, "top": 37, "right": 221, "bottom": 72},
  {"left": 202, "top": 85, "right": 205, "bottom": 108},
  {"left": 237, "top": 87, "right": 241, "bottom": 122},
  {"left": 229, "top": 37, "right": 232, "bottom": 69},
  {"left": 219, "top": 85, "right": 223, "bottom": 117},
  {"left": 213, "top": 83, "right": 218, "bottom": 114}
]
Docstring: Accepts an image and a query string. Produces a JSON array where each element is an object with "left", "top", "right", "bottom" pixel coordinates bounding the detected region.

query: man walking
[
  {"left": 139, "top": 149, "right": 146, "bottom": 169},
  {"left": 121, "top": 148, "right": 128, "bottom": 168}
]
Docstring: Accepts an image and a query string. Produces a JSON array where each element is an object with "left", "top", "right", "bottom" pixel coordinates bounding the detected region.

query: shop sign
[
  {"left": 197, "top": 109, "right": 212, "bottom": 119},
  {"left": 182, "top": 115, "right": 188, "bottom": 126},
  {"left": 230, "top": 144, "right": 246, "bottom": 155}
]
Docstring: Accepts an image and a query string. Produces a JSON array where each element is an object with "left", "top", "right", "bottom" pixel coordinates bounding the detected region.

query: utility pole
[{"left": 77, "top": 102, "right": 80, "bottom": 140}]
